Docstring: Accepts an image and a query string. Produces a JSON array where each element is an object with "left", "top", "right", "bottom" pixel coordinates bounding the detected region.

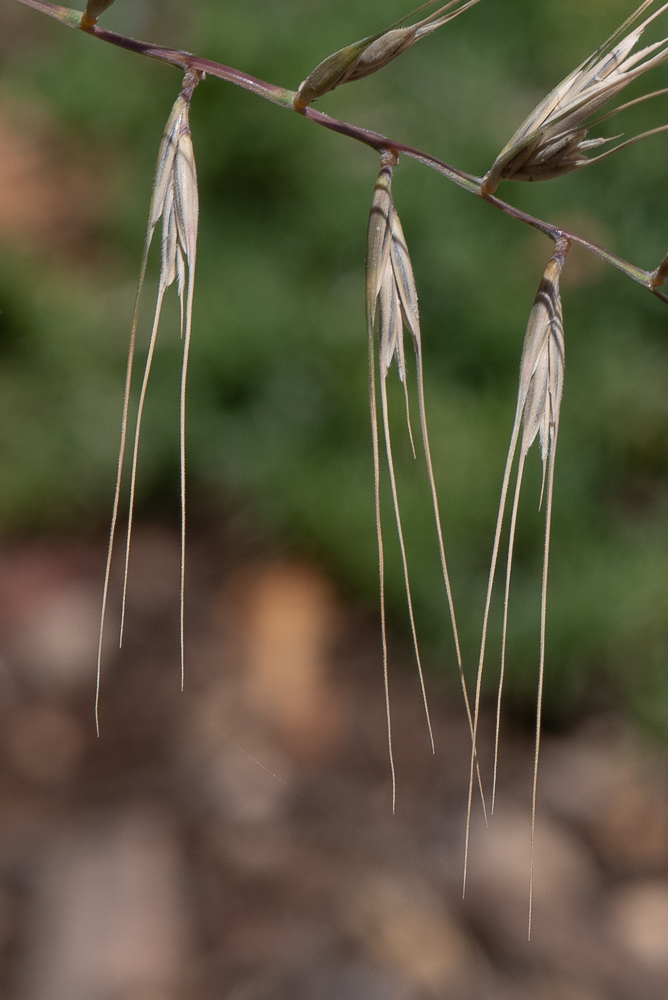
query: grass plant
[{"left": 12, "top": 0, "right": 668, "bottom": 937}]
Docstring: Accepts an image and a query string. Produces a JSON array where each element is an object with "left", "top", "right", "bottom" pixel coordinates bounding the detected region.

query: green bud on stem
[
  {"left": 294, "top": 0, "right": 480, "bottom": 108},
  {"left": 81, "top": 0, "right": 116, "bottom": 28}
]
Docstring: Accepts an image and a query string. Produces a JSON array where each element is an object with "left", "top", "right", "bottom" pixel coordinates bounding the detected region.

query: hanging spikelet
[
  {"left": 482, "top": 1, "right": 668, "bottom": 193},
  {"left": 295, "top": 0, "right": 480, "bottom": 108},
  {"left": 366, "top": 154, "right": 483, "bottom": 814},
  {"left": 96, "top": 69, "right": 202, "bottom": 732},
  {"left": 463, "top": 239, "right": 568, "bottom": 941}
]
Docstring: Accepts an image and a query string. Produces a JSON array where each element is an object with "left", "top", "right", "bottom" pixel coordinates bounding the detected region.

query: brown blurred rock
[
  {"left": 121, "top": 528, "right": 182, "bottom": 615},
  {"left": 20, "top": 810, "right": 188, "bottom": 1000},
  {"left": 590, "top": 785, "right": 668, "bottom": 874},
  {"left": 206, "top": 739, "right": 293, "bottom": 824},
  {"left": 237, "top": 562, "right": 342, "bottom": 760},
  {"left": 609, "top": 880, "right": 668, "bottom": 972},
  {"left": 513, "top": 978, "right": 605, "bottom": 1000},
  {"left": 180, "top": 676, "right": 294, "bottom": 823},
  {"left": 0, "top": 93, "right": 104, "bottom": 259},
  {"left": 463, "top": 805, "right": 598, "bottom": 960},
  {"left": 9, "top": 583, "right": 101, "bottom": 692},
  {"left": 540, "top": 731, "right": 668, "bottom": 873},
  {"left": 0, "top": 884, "right": 14, "bottom": 954},
  {"left": 212, "top": 821, "right": 292, "bottom": 875},
  {"left": 6, "top": 704, "right": 84, "bottom": 786},
  {"left": 341, "top": 871, "right": 483, "bottom": 998}
]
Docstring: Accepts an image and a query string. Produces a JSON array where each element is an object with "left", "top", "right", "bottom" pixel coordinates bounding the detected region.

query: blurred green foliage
[{"left": 3, "top": 0, "right": 668, "bottom": 734}]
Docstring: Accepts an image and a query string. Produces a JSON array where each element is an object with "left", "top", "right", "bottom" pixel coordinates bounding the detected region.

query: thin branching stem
[{"left": 15, "top": 0, "right": 668, "bottom": 302}]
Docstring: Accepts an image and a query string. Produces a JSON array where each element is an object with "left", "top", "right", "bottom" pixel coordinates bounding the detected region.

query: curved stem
[{"left": 16, "top": 0, "right": 668, "bottom": 301}]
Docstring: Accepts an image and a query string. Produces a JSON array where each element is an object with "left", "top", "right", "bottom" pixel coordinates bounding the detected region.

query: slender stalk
[{"left": 15, "top": 0, "right": 668, "bottom": 301}]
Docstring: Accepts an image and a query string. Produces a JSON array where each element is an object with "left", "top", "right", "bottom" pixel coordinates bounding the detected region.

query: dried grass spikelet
[
  {"left": 81, "top": 0, "right": 116, "bottom": 28},
  {"left": 464, "top": 240, "right": 568, "bottom": 939},
  {"left": 294, "top": 0, "right": 480, "bottom": 108},
  {"left": 481, "top": 1, "right": 668, "bottom": 194},
  {"left": 366, "top": 154, "right": 483, "bottom": 814},
  {"left": 96, "top": 69, "right": 202, "bottom": 732}
]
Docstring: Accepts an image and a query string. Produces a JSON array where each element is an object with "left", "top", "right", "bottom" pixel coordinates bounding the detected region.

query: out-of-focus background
[{"left": 1, "top": 0, "right": 668, "bottom": 996}]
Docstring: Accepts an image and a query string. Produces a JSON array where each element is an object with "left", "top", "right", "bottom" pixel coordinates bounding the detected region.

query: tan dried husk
[
  {"left": 519, "top": 256, "right": 565, "bottom": 466},
  {"left": 295, "top": 0, "right": 480, "bottom": 107},
  {"left": 482, "top": 1, "right": 668, "bottom": 192}
]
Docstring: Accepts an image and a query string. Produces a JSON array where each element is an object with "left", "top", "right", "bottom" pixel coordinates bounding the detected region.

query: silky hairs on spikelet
[{"left": 482, "top": 1, "right": 668, "bottom": 193}]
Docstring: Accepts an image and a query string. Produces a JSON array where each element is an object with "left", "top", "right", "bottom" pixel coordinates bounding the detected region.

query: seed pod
[
  {"left": 295, "top": 0, "right": 480, "bottom": 107},
  {"left": 482, "top": 1, "right": 668, "bottom": 192}
]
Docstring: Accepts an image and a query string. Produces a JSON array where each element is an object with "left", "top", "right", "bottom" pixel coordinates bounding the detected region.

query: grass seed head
[
  {"left": 366, "top": 162, "right": 395, "bottom": 332},
  {"left": 481, "top": 1, "right": 668, "bottom": 192},
  {"left": 366, "top": 156, "right": 484, "bottom": 808},
  {"left": 97, "top": 71, "right": 202, "bottom": 729},
  {"left": 150, "top": 92, "right": 199, "bottom": 285},
  {"left": 389, "top": 211, "right": 420, "bottom": 345},
  {"left": 366, "top": 158, "right": 422, "bottom": 381},
  {"left": 366, "top": 156, "right": 483, "bottom": 800},
  {"left": 294, "top": 0, "right": 480, "bottom": 108},
  {"left": 365, "top": 156, "right": 437, "bottom": 764},
  {"left": 519, "top": 249, "right": 566, "bottom": 465}
]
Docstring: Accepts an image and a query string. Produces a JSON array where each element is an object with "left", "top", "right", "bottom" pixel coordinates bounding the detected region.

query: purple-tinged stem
[{"left": 15, "top": 0, "right": 668, "bottom": 303}]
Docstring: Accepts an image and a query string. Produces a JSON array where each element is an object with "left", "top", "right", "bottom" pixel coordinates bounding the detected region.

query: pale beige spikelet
[
  {"left": 482, "top": 1, "right": 668, "bottom": 193},
  {"left": 519, "top": 257, "right": 566, "bottom": 473},
  {"left": 463, "top": 241, "right": 568, "bottom": 929},
  {"left": 366, "top": 155, "right": 484, "bottom": 812},
  {"left": 96, "top": 71, "right": 202, "bottom": 732},
  {"left": 295, "top": 0, "right": 480, "bottom": 108},
  {"left": 366, "top": 164, "right": 395, "bottom": 330}
]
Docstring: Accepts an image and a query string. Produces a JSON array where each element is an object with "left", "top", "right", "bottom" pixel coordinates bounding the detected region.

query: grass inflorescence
[{"left": 15, "top": 0, "right": 668, "bottom": 936}]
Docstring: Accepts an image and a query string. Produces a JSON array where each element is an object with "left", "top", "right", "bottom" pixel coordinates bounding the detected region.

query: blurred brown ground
[{"left": 0, "top": 529, "right": 665, "bottom": 999}]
